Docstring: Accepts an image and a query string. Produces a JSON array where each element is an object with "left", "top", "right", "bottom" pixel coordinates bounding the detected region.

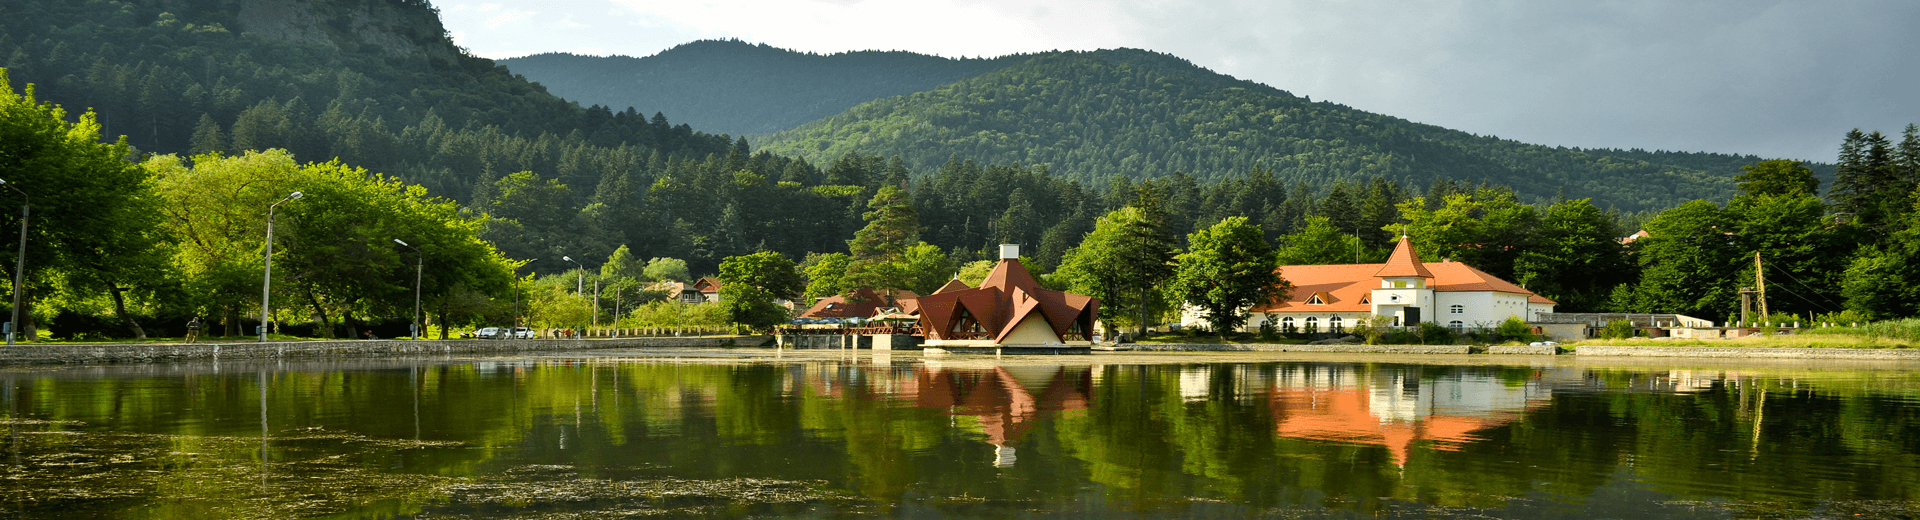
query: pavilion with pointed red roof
[
  {"left": 1184, "top": 235, "right": 1555, "bottom": 334},
  {"left": 915, "top": 245, "right": 1100, "bottom": 351}
]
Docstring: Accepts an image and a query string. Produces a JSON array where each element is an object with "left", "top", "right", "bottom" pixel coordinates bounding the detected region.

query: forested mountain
[
  {"left": 0, "top": 0, "right": 749, "bottom": 273},
  {"left": 499, "top": 41, "right": 1024, "bottom": 136},
  {"left": 754, "top": 49, "right": 1792, "bottom": 212}
]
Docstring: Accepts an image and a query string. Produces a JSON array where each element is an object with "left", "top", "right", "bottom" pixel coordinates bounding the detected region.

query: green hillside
[
  {"left": 756, "top": 49, "right": 1782, "bottom": 212},
  {"left": 0, "top": 0, "right": 731, "bottom": 206},
  {"left": 500, "top": 40, "right": 1024, "bottom": 136}
]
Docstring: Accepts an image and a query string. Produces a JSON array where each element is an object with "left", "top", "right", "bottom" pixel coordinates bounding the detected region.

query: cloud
[{"left": 441, "top": 0, "right": 1920, "bottom": 160}]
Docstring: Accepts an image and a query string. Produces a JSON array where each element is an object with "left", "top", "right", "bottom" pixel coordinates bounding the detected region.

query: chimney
[{"left": 1000, "top": 244, "right": 1019, "bottom": 260}]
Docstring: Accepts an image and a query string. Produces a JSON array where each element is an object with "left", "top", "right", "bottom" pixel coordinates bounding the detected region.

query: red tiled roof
[
  {"left": 798, "top": 288, "right": 923, "bottom": 319},
  {"left": 692, "top": 276, "right": 722, "bottom": 293},
  {"left": 916, "top": 258, "right": 1099, "bottom": 343},
  {"left": 1250, "top": 259, "right": 1557, "bottom": 312},
  {"left": 933, "top": 278, "right": 971, "bottom": 294},
  {"left": 1373, "top": 236, "right": 1434, "bottom": 279}
]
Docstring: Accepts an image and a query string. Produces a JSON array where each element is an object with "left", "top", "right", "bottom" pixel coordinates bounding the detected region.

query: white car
[{"left": 473, "top": 327, "right": 504, "bottom": 339}]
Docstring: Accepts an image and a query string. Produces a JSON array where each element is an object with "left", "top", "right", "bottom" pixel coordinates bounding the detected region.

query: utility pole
[{"left": 1754, "top": 252, "right": 1768, "bottom": 323}]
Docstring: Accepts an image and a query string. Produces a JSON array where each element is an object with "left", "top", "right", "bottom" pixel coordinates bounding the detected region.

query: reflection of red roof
[
  {"left": 1269, "top": 388, "right": 1509, "bottom": 466},
  {"left": 915, "top": 365, "right": 1090, "bottom": 446},
  {"left": 1251, "top": 259, "right": 1556, "bottom": 313},
  {"left": 916, "top": 259, "right": 1099, "bottom": 344}
]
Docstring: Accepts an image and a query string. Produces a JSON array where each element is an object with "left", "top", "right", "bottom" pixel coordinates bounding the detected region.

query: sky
[{"left": 435, "top": 0, "right": 1918, "bottom": 162}]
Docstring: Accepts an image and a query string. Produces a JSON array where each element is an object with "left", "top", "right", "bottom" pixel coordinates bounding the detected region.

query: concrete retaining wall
[
  {"left": 1575, "top": 345, "right": 1920, "bottom": 360},
  {"left": 0, "top": 336, "right": 774, "bottom": 365},
  {"left": 1488, "top": 345, "right": 1561, "bottom": 355}
]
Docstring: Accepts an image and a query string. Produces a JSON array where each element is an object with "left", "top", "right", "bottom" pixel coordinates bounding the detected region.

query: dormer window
[
  {"left": 1359, "top": 296, "right": 1370, "bottom": 304},
  {"left": 1306, "top": 294, "right": 1326, "bottom": 305}
]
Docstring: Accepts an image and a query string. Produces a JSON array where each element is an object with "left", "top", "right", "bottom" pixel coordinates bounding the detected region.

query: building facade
[{"left": 1183, "top": 236, "right": 1555, "bottom": 333}]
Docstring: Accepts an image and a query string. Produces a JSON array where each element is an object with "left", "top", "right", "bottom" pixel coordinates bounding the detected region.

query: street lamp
[
  {"left": 260, "top": 191, "right": 303, "bottom": 342},
  {"left": 562, "top": 256, "right": 583, "bottom": 295},
  {"left": 0, "top": 179, "right": 26, "bottom": 345},
  {"left": 513, "top": 259, "right": 535, "bottom": 336},
  {"left": 394, "top": 239, "right": 423, "bottom": 340}
]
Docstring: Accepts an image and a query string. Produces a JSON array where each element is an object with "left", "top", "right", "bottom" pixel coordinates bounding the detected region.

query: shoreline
[{"left": 1, "top": 338, "right": 1917, "bottom": 366}]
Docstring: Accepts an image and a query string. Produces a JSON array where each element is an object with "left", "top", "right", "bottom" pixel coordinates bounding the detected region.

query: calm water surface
[{"left": 3, "top": 350, "right": 1918, "bottom": 518}]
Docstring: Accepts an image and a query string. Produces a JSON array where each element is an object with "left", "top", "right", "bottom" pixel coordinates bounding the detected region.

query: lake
[{"left": 3, "top": 349, "right": 1917, "bottom": 518}]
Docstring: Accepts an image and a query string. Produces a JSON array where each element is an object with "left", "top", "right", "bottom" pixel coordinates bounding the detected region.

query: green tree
[
  {"left": 1734, "top": 159, "right": 1820, "bottom": 198},
  {"left": 1054, "top": 204, "right": 1178, "bottom": 336},
  {"left": 0, "top": 71, "right": 172, "bottom": 339},
  {"left": 896, "top": 242, "right": 957, "bottom": 296},
  {"left": 717, "top": 251, "right": 803, "bottom": 330},
  {"left": 845, "top": 185, "right": 922, "bottom": 294},
  {"left": 1395, "top": 189, "right": 1538, "bottom": 281},
  {"left": 1611, "top": 200, "right": 1739, "bottom": 316},
  {"left": 1274, "top": 215, "right": 1378, "bottom": 265},
  {"left": 643, "top": 257, "right": 691, "bottom": 282},
  {"left": 1167, "top": 217, "right": 1286, "bottom": 336},
  {"left": 1513, "top": 198, "right": 1631, "bottom": 311},
  {"left": 801, "top": 252, "right": 854, "bottom": 302}
]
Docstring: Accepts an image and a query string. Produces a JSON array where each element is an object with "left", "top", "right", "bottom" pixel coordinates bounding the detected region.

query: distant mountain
[
  {"left": 499, "top": 40, "right": 1025, "bottom": 136},
  {"left": 755, "top": 48, "right": 1792, "bottom": 212},
  {"left": 0, "top": 0, "right": 731, "bottom": 205}
]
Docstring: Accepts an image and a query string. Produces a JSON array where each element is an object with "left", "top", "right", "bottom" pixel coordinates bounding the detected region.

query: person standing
[{"left": 185, "top": 316, "right": 202, "bottom": 343}]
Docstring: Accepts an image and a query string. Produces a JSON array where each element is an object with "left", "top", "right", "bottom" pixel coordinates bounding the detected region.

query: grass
[{"left": 1566, "top": 332, "right": 1916, "bottom": 349}]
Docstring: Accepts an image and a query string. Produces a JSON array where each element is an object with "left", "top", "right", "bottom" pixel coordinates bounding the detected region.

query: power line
[{"left": 1765, "top": 261, "right": 1844, "bottom": 310}]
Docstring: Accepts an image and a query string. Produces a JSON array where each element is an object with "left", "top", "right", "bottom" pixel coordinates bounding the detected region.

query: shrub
[
  {"left": 1417, "top": 321, "right": 1452, "bottom": 344},
  {"left": 1496, "top": 316, "right": 1533, "bottom": 343},
  {"left": 1600, "top": 320, "right": 1636, "bottom": 340}
]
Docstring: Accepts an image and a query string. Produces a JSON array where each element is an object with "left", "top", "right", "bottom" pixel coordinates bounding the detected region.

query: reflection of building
[
  {"left": 1262, "top": 365, "right": 1553, "bottom": 466},
  {"left": 1197, "top": 235, "right": 1555, "bottom": 333},
  {"left": 915, "top": 364, "right": 1092, "bottom": 467},
  {"left": 916, "top": 245, "right": 1099, "bottom": 351}
]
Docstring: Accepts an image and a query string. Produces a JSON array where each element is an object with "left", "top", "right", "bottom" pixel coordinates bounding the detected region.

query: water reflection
[{"left": 0, "top": 354, "right": 1915, "bottom": 518}]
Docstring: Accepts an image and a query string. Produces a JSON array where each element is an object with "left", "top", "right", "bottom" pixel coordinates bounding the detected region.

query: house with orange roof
[
  {"left": 1183, "top": 235, "right": 1555, "bottom": 333},
  {"left": 915, "top": 245, "right": 1100, "bottom": 351}
]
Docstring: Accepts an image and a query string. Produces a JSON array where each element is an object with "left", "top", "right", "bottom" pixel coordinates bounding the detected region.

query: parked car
[
  {"left": 511, "top": 327, "right": 534, "bottom": 339},
  {"left": 473, "top": 327, "right": 502, "bottom": 339}
]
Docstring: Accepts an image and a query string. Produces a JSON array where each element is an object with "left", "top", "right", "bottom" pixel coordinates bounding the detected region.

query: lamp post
[
  {"left": 513, "top": 259, "right": 534, "bottom": 336},
  {"left": 260, "top": 192, "right": 303, "bottom": 342},
  {"left": 0, "top": 179, "right": 26, "bottom": 345},
  {"left": 394, "top": 239, "right": 423, "bottom": 340},
  {"left": 562, "top": 256, "right": 583, "bottom": 295}
]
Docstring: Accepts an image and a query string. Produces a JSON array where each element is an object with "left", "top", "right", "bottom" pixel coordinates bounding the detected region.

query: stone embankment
[{"left": 0, "top": 336, "right": 774, "bottom": 365}]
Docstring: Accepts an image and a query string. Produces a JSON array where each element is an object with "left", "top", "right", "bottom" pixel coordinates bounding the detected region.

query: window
[
  {"left": 1393, "top": 280, "right": 1407, "bottom": 288},
  {"left": 1329, "top": 316, "right": 1343, "bottom": 333},
  {"left": 1389, "top": 295, "right": 1401, "bottom": 303},
  {"left": 1305, "top": 317, "right": 1318, "bottom": 328},
  {"left": 1450, "top": 304, "right": 1463, "bottom": 314},
  {"left": 1449, "top": 320, "right": 1464, "bottom": 330},
  {"left": 1306, "top": 294, "right": 1325, "bottom": 305},
  {"left": 1359, "top": 296, "right": 1370, "bottom": 304},
  {"left": 1281, "top": 317, "right": 1295, "bottom": 331}
]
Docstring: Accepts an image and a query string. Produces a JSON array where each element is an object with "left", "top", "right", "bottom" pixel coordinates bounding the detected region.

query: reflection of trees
[{"left": 5, "top": 361, "right": 1920, "bottom": 516}]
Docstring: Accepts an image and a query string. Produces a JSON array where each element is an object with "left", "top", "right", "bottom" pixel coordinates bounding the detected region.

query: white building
[{"left": 1181, "top": 235, "right": 1555, "bottom": 333}]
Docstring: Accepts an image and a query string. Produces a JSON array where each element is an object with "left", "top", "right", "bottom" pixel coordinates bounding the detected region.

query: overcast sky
[{"left": 436, "top": 0, "right": 1917, "bottom": 162}]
